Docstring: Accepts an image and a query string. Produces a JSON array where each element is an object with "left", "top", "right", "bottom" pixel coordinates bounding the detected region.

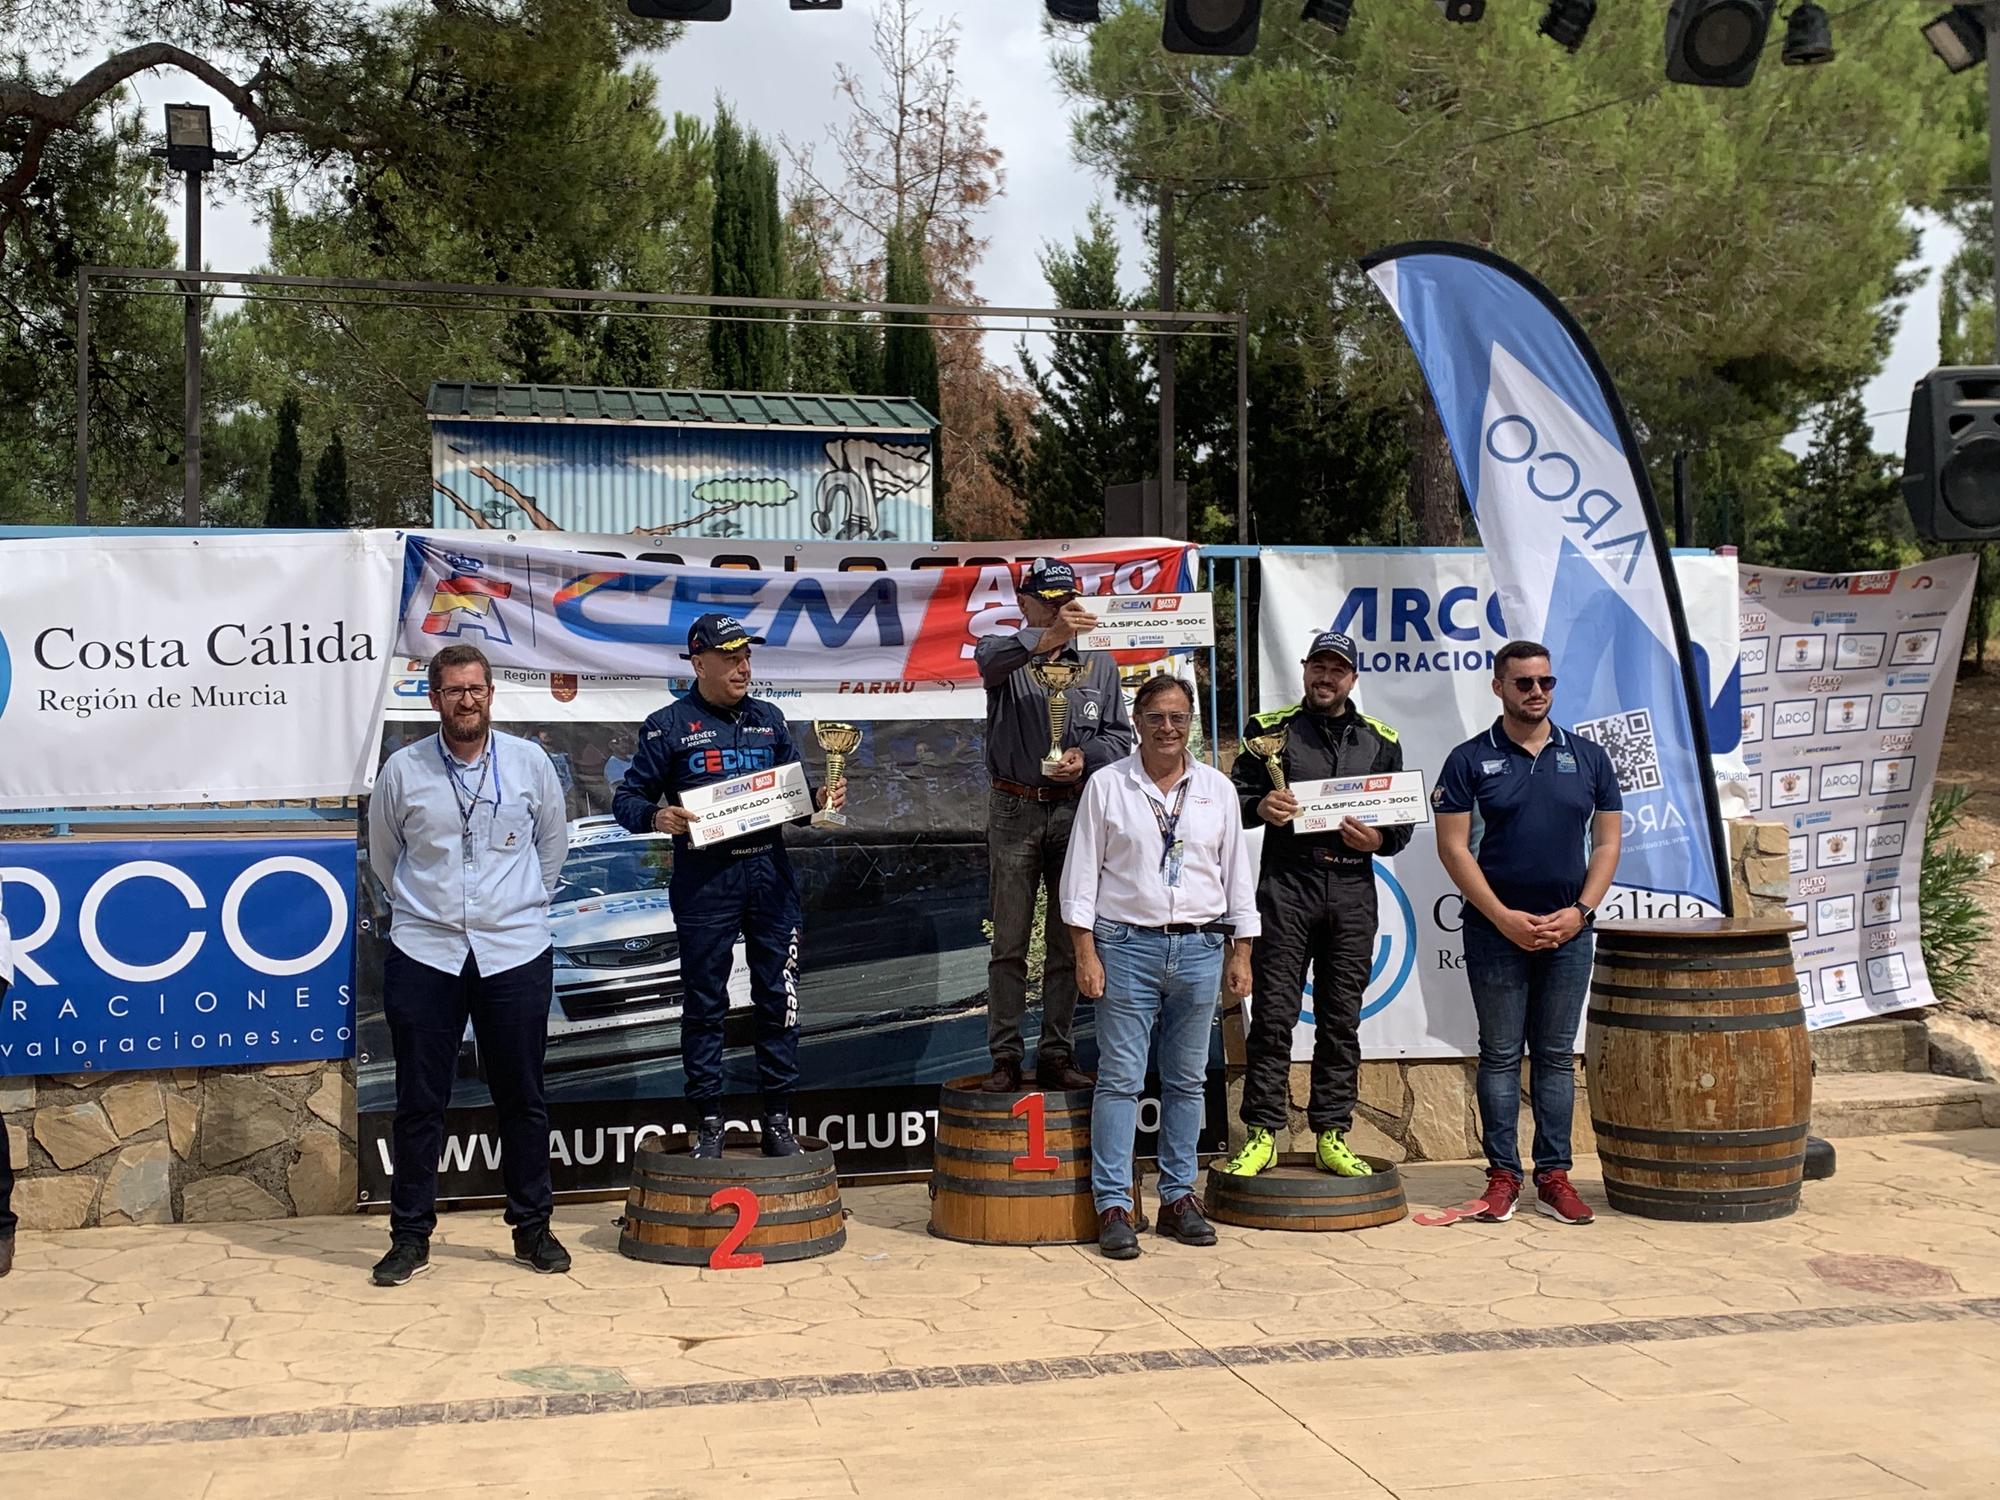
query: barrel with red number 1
[
  {"left": 618, "top": 1134, "right": 846, "bottom": 1266},
  {"left": 928, "top": 1075, "right": 1104, "bottom": 1244}
]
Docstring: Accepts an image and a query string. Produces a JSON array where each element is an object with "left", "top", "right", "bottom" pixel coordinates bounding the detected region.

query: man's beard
[{"left": 443, "top": 708, "right": 490, "bottom": 745}]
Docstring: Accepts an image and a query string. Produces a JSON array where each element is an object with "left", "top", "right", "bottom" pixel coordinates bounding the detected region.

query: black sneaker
[
  {"left": 691, "top": 1116, "right": 726, "bottom": 1160},
  {"left": 513, "top": 1225, "right": 572, "bottom": 1275},
  {"left": 762, "top": 1115, "right": 802, "bottom": 1157},
  {"left": 371, "top": 1239, "right": 431, "bottom": 1287}
]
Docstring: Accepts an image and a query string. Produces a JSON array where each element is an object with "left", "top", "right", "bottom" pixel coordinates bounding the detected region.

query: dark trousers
[
  {"left": 1241, "top": 866, "right": 1377, "bottom": 1134},
  {"left": 0, "top": 979, "right": 13, "bottom": 1239},
  {"left": 384, "top": 945, "right": 555, "bottom": 1242},
  {"left": 672, "top": 848, "right": 803, "bottom": 1111},
  {"left": 985, "top": 790, "right": 1079, "bottom": 1063},
  {"left": 1463, "top": 917, "right": 1595, "bottom": 1175}
]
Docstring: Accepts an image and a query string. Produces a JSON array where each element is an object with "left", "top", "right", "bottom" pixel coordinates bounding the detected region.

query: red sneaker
[
  {"left": 1534, "top": 1169, "right": 1595, "bottom": 1225},
  {"left": 1474, "top": 1168, "right": 1521, "bottom": 1222}
]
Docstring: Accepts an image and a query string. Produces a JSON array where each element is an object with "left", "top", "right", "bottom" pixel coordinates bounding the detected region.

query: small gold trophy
[
  {"left": 1245, "top": 726, "right": 1290, "bottom": 792},
  {"left": 811, "top": 721, "right": 861, "bottom": 828},
  {"left": 1029, "top": 660, "right": 1085, "bottom": 776}
]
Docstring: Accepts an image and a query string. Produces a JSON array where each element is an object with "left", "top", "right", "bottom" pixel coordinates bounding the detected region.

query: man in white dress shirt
[
  {"left": 1062, "top": 675, "right": 1257, "bottom": 1260},
  {"left": 366, "top": 644, "right": 570, "bottom": 1286}
]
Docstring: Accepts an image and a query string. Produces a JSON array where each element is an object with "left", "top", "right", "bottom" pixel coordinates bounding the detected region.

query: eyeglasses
[
  {"left": 434, "top": 685, "right": 492, "bottom": 702},
  {"left": 1140, "top": 712, "right": 1193, "bottom": 728},
  {"left": 1508, "top": 676, "right": 1558, "bottom": 693}
]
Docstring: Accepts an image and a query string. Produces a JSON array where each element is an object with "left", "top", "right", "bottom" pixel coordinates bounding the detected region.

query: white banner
[
  {"left": 0, "top": 533, "right": 401, "bottom": 809},
  {"left": 1736, "top": 557, "right": 1977, "bottom": 1027},
  {"left": 1256, "top": 547, "right": 1742, "bottom": 1059}
]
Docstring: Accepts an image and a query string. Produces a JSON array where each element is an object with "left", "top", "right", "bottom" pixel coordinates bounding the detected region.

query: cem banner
[
  {"left": 1365, "top": 243, "right": 1730, "bottom": 910},
  {"left": 0, "top": 838, "right": 359, "bottom": 1076},
  {"left": 395, "top": 534, "right": 1196, "bottom": 683},
  {"left": 1736, "top": 557, "right": 1977, "bottom": 1027},
  {"left": 0, "top": 532, "right": 401, "bottom": 809},
  {"left": 1257, "top": 547, "right": 1742, "bottom": 1059}
]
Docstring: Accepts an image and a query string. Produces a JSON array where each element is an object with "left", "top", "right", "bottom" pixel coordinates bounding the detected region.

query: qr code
[{"left": 1574, "top": 708, "right": 1661, "bottom": 795}]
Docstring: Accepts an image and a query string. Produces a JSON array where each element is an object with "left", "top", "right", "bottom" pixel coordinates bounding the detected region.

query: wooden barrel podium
[
  {"left": 618, "top": 1135, "right": 846, "bottom": 1266},
  {"left": 1587, "top": 917, "right": 1811, "bottom": 1223},
  {"left": 1203, "top": 1155, "right": 1408, "bottom": 1231},
  {"left": 929, "top": 1075, "right": 1107, "bottom": 1244}
]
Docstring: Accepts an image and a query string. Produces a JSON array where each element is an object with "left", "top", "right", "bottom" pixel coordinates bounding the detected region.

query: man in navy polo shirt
[
  {"left": 1434, "top": 640, "right": 1622, "bottom": 1226},
  {"left": 614, "top": 613, "right": 845, "bottom": 1160}
]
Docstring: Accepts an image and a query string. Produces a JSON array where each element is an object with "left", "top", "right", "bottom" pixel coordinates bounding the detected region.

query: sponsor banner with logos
[
  {"left": 1736, "top": 557, "right": 1976, "bottom": 1028},
  {"left": 395, "top": 533, "right": 1196, "bottom": 684},
  {"left": 0, "top": 838, "right": 359, "bottom": 1076},
  {"left": 1257, "top": 547, "right": 1742, "bottom": 1059},
  {"left": 0, "top": 532, "right": 401, "bottom": 809}
]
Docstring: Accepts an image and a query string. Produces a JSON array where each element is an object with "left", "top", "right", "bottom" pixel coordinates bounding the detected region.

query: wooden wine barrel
[
  {"left": 1586, "top": 917, "right": 1811, "bottom": 1223},
  {"left": 928, "top": 1075, "right": 1113, "bottom": 1244},
  {"left": 618, "top": 1134, "right": 845, "bottom": 1265},
  {"left": 1203, "top": 1154, "right": 1407, "bottom": 1231}
]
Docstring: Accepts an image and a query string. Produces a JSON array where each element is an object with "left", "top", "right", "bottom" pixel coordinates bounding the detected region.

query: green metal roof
[{"left": 426, "top": 382, "right": 937, "bottom": 432}]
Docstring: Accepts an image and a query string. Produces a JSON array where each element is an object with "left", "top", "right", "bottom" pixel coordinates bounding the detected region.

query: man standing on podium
[
  {"left": 613, "top": 614, "right": 845, "bottom": 1160},
  {"left": 976, "top": 558, "right": 1133, "bottom": 1094}
]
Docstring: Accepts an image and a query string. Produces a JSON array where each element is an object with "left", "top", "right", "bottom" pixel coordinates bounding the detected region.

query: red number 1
[
  {"left": 707, "top": 1186, "right": 764, "bottom": 1269},
  {"left": 1011, "top": 1091, "right": 1059, "bottom": 1172}
]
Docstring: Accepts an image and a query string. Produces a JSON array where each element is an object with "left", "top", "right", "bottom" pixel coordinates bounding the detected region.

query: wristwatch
[{"left": 1572, "top": 901, "right": 1597, "bottom": 927}]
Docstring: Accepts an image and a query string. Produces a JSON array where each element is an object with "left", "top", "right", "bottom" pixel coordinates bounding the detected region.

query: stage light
[
  {"left": 1163, "top": 0, "right": 1262, "bottom": 55},
  {"left": 1665, "top": 0, "right": 1776, "bottom": 88},
  {"left": 1922, "top": 7, "right": 1986, "bottom": 73},
  {"left": 1045, "top": 0, "right": 1101, "bottom": 20},
  {"left": 1538, "top": 0, "right": 1596, "bottom": 52},
  {"left": 1780, "top": 4, "right": 1833, "bottom": 64},
  {"left": 1438, "top": 0, "right": 1484, "bottom": 20},
  {"left": 627, "top": 0, "right": 730, "bottom": 18},
  {"left": 162, "top": 102, "right": 217, "bottom": 174},
  {"left": 1302, "top": 0, "right": 1354, "bottom": 35}
]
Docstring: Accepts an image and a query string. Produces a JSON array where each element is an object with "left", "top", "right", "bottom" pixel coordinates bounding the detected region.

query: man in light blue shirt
[{"left": 366, "top": 644, "right": 570, "bottom": 1286}]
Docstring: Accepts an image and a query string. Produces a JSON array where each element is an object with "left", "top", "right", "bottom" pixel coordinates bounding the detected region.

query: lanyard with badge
[
  {"left": 1149, "top": 777, "right": 1191, "bottom": 889},
  {"left": 436, "top": 734, "right": 502, "bottom": 851}
]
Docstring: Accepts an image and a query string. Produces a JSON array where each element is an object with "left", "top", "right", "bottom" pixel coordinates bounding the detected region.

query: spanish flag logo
[{"left": 422, "top": 574, "right": 514, "bottom": 642}]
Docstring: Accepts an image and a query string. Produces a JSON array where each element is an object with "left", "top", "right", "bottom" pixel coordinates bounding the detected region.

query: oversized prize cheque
[
  {"left": 1289, "top": 771, "right": 1431, "bottom": 835},
  {"left": 679, "top": 761, "right": 814, "bottom": 849},
  {"left": 1078, "top": 593, "right": 1216, "bottom": 651}
]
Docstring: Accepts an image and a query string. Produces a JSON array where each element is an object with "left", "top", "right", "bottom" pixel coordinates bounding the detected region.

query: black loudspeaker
[
  {"left": 1903, "top": 366, "right": 2000, "bottom": 541},
  {"left": 1163, "top": 0, "right": 1262, "bottom": 56},
  {"left": 1664, "top": 0, "right": 1775, "bottom": 87},
  {"left": 628, "top": 0, "right": 729, "bottom": 19}
]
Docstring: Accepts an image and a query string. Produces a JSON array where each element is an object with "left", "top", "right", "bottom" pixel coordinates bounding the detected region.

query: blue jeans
[
  {"left": 1463, "top": 917, "right": 1595, "bottom": 1176},
  {"left": 1089, "top": 921, "right": 1225, "bottom": 1213}
]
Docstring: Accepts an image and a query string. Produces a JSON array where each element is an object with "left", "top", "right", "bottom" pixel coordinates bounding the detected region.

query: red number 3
[
  {"left": 707, "top": 1186, "right": 764, "bottom": 1269},
  {"left": 1011, "top": 1092, "right": 1059, "bottom": 1173}
]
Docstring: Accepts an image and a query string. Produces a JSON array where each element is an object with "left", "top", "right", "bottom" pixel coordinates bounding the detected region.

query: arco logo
[
  {"left": 1299, "top": 864, "right": 1420, "bottom": 1026},
  {"left": 0, "top": 626, "right": 11, "bottom": 721}
]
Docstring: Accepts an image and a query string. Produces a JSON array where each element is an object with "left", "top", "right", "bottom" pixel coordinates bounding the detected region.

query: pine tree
[
  {"left": 707, "top": 106, "right": 786, "bottom": 391},
  {"left": 266, "top": 395, "right": 307, "bottom": 528},
  {"left": 311, "top": 429, "right": 350, "bottom": 528},
  {"left": 1778, "top": 389, "right": 1907, "bottom": 574}
]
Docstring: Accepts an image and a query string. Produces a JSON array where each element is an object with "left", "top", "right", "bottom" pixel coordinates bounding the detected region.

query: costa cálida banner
[{"left": 394, "top": 533, "right": 1197, "bottom": 682}]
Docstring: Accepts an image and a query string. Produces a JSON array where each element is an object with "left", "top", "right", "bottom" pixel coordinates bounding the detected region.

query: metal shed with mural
[{"left": 426, "top": 382, "right": 939, "bottom": 542}]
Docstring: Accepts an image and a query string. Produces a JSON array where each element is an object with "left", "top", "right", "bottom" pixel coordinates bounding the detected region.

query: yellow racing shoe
[
  {"left": 1218, "top": 1126, "right": 1278, "bottom": 1177},
  {"left": 1315, "top": 1128, "right": 1373, "bottom": 1178}
]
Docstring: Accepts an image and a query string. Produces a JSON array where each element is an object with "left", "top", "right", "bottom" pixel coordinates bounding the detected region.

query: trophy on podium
[
  {"left": 811, "top": 721, "right": 861, "bottom": 828},
  {"left": 1245, "top": 726, "right": 1290, "bottom": 793},
  {"left": 1028, "top": 660, "right": 1085, "bottom": 776}
]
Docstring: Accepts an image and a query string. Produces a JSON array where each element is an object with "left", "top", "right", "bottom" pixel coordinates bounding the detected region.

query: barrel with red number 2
[{"left": 618, "top": 1134, "right": 846, "bottom": 1267}]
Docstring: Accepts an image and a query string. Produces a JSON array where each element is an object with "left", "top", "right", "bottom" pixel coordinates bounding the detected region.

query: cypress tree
[
  {"left": 311, "top": 429, "right": 350, "bottom": 528},
  {"left": 707, "top": 106, "right": 786, "bottom": 390},
  {"left": 266, "top": 395, "right": 307, "bottom": 528}
]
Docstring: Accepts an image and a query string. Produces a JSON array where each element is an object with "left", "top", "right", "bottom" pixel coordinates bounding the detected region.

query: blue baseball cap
[
  {"left": 1306, "top": 630, "right": 1358, "bottom": 667},
  {"left": 1020, "top": 558, "right": 1080, "bottom": 601},
  {"left": 683, "top": 613, "right": 765, "bottom": 658}
]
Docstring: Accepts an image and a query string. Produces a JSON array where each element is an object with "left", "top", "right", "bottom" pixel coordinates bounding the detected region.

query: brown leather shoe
[
  {"left": 1033, "top": 1053, "right": 1094, "bottom": 1090},
  {"left": 980, "top": 1057, "right": 1023, "bottom": 1093},
  {"left": 0, "top": 1235, "right": 13, "bottom": 1277},
  {"left": 1155, "top": 1194, "right": 1218, "bottom": 1246}
]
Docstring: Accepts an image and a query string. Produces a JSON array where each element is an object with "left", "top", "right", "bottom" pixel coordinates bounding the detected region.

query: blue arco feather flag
[{"left": 1362, "top": 241, "right": 1731, "bottom": 914}]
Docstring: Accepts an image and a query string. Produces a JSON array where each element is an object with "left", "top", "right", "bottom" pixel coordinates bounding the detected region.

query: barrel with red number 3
[
  {"left": 928, "top": 1075, "right": 1104, "bottom": 1244},
  {"left": 618, "top": 1134, "right": 846, "bottom": 1267}
]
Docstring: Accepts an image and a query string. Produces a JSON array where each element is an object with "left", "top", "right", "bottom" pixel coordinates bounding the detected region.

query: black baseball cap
[
  {"left": 1020, "top": 558, "right": 1080, "bottom": 601},
  {"left": 683, "top": 613, "right": 765, "bottom": 658},
  {"left": 1306, "top": 630, "right": 1358, "bottom": 667}
]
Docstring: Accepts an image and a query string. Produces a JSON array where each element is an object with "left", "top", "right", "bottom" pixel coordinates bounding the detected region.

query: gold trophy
[
  {"left": 811, "top": 721, "right": 861, "bottom": 828},
  {"left": 1244, "top": 726, "right": 1290, "bottom": 792},
  {"left": 1029, "top": 660, "right": 1085, "bottom": 776}
]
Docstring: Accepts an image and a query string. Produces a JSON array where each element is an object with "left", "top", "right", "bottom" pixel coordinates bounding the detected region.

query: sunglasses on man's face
[{"left": 1508, "top": 675, "right": 1558, "bottom": 693}]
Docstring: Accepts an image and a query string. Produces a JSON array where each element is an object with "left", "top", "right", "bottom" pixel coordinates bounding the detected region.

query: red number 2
[
  {"left": 1011, "top": 1091, "right": 1059, "bottom": 1173},
  {"left": 707, "top": 1186, "right": 764, "bottom": 1269}
]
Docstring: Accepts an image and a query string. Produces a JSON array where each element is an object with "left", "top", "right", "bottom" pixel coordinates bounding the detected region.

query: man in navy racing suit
[{"left": 613, "top": 613, "right": 845, "bottom": 1159}]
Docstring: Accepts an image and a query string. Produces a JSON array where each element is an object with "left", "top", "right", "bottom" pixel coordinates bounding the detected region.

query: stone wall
[
  {"left": 2, "top": 1059, "right": 357, "bottom": 1230},
  {"left": 1226, "top": 816, "right": 1796, "bottom": 1163}
]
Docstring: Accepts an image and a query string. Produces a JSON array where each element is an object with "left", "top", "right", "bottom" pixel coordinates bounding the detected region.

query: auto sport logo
[{"left": 1299, "top": 865, "right": 1419, "bottom": 1027}]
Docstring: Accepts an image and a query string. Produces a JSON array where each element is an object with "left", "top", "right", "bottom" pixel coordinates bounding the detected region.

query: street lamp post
[{"left": 162, "top": 104, "right": 221, "bottom": 527}]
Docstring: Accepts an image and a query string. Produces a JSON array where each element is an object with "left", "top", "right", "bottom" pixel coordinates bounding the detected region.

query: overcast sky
[{"left": 124, "top": 0, "right": 1941, "bottom": 457}]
